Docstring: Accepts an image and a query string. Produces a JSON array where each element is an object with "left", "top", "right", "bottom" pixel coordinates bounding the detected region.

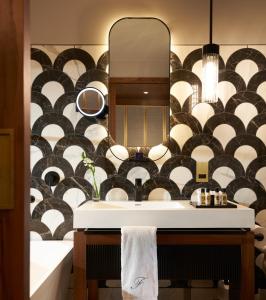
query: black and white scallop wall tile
[{"left": 31, "top": 45, "right": 266, "bottom": 240}]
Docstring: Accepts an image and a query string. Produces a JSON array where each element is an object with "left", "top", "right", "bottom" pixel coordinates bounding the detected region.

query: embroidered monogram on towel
[{"left": 130, "top": 277, "right": 147, "bottom": 289}]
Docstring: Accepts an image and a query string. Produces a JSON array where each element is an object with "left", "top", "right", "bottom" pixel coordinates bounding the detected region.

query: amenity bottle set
[{"left": 198, "top": 188, "right": 228, "bottom": 207}]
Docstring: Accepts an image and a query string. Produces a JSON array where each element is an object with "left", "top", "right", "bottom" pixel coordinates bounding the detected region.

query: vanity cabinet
[{"left": 73, "top": 229, "right": 254, "bottom": 300}]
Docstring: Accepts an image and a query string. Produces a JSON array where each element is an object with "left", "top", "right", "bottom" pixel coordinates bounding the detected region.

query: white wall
[{"left": 30, "top": 0, "right": 266, "bottom": 45}]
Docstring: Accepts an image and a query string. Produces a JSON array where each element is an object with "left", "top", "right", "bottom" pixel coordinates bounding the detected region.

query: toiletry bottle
[
  {"left": 221, "top": 188, "right": 228, "bottom": 206},
  {"left": 219, "top": 189, "right": 223, "bottom": 205},
  {"left": 200, "top": 188, "right": 206, "bottom": 206},
  {"left": 214, "top": 188, "right": 220, "bottom": 206},
  {"left": 206, "top": 188, "right": 211, "bottom": 206},
  {"left": 135, "top": 178, "right": 142, "bottom": 202},
  {"left": 210, "top": 194, "right": 215, "bottom": 206},
  {"left": 194, "top": 189, "right": 201, "bottom": 206}
]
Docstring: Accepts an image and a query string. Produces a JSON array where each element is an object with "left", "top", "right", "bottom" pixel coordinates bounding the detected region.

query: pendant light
[{"left": 202, "top": 0, "right": 219, "bottom": 103}]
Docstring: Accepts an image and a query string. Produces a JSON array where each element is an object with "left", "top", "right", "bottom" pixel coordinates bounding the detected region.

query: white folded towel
[{"left": 121, "top": 226, "right": 158, "bottom": 300}]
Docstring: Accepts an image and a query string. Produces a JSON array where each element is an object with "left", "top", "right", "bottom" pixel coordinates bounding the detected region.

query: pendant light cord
[{"left": 209, "top": 0, "right": 213, "bottom": 44}]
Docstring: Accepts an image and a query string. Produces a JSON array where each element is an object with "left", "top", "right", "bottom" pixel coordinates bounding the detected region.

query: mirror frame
[
  {"left": 108, "top": 17, "right": 171, "bottom": 161},
  {"left": 76, "top": 87, "right": 106, "bottom": 117}
]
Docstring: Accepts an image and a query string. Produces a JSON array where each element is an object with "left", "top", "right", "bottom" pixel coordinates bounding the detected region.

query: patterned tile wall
[{"left": 30, "top": 45, "right": 266, "bottom": 240}]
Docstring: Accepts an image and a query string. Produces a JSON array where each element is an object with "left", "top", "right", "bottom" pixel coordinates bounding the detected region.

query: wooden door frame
[{"left": 0, "top": 0, "right": 30, "bottom": 299}]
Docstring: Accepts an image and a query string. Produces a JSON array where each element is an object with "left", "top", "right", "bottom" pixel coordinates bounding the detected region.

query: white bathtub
[{"left": 30, "top": 241, "right": 73, "bottom": 300}]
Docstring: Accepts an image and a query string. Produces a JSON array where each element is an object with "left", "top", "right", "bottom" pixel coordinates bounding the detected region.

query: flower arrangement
[{"left": 82, "top": 152, "right": 100, "bottom": 199}]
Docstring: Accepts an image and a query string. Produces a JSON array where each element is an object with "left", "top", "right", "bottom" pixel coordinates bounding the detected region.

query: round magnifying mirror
[{"left": 76, "top": 87, "right": 105, "bottom": 117}]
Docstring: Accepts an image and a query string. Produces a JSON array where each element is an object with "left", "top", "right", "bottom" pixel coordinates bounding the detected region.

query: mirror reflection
[
  {"left": 109, "top": 18, "right": 170, "bottom": 148},
  {"left": 76, "top": 87, "right": 105, "bottom": 117}
]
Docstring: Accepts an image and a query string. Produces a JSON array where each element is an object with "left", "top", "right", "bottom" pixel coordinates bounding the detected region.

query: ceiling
[{"left": 30, "top": 0, "right": 266, "bottom": 45}]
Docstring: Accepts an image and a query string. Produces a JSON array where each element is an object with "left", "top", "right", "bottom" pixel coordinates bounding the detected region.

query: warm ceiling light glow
[
  {"left": 143, "top": 91, "right": 149, "bottom": 94},
  {"left": 202, "top": 0, "right": 219, "bottom": 103}
]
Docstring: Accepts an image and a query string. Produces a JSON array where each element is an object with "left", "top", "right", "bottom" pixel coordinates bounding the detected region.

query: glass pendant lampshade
[
  {"left": 202, "top": 0, "right": 219, "bottom": 103},
  {"left": 202, "top": 43, "right": 219, "bottom": 103}
]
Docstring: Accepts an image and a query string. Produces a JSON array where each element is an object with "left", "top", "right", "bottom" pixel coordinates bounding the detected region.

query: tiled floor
[
  {"left": 66, "top": 276, "right": 266, "bottom": 300},
  {"left": 67, "top": 287, "right": 266, "bottom": 300},
  {"left": 99, "top": 288, "right": 185, "bottom": 300},
  {"left": 67, "top": 287, "right": 228, "bottom": 300}
]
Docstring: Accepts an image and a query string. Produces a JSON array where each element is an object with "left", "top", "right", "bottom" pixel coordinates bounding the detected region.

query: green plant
[{"left": 82, "top": 152, "right": 100, "bottom": 198}]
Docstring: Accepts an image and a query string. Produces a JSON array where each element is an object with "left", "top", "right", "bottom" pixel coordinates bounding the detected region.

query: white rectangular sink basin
[
  {"left": 73, "top": 200, "right": 255, "bottom": 229},
  {"left": 88, "top": 201, "right": 186, "bottom": 210}
]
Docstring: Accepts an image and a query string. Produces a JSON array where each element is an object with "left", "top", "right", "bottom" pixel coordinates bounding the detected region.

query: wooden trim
[
  {"left": 0, "top": 219, "right": 3, "bottom": 299},
  {"left": 74, "top": 232, "right": 87, "bottom": 300},
  {"left": 0, "top": 129, "right": 14, "bottom": 209},
  {"left": 109, "top": 77, "right": 169, "bottom": 84},
  {"left": 0, "top": 0, "right": 30, "bottom": 299},
  {"left": 87, "top": 280, "right": 98, "bottom": 300},
  {"left": 240, "top": 231, "right": 255, "bottom": 300},
  {"left": 84, "top": 232, "right": 247, "bottom": 246}
]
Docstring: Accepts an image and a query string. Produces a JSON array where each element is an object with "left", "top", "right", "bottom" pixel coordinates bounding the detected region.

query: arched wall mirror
[
  {"left": 76, "top": 87, "right": 106, "bottom": 117},
  {"left": 109, "top": 17, "right": 170, "bottom": 159}
]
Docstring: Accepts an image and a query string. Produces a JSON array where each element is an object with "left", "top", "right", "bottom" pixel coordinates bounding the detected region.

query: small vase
[{"left": 92, "top": 196, "right": 100, "bottom": 202}]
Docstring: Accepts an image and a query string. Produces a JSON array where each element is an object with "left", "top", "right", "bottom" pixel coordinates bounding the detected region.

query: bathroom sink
[
  {"left": 88, "top": 200, "right": 186, "bottom": 210},
  {"left": 73, "top": 200, "right": 255, "bottom": 229}
]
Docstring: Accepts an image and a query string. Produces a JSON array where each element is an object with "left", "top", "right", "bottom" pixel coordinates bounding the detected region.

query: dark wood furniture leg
[
  {"left": 229, "top": 281, "right": 240, "bottom": 300},
  {"left": 184, "top": 288, "right": 192, "bottom": 300},
  {"left": 87, "top": 280, "right": 98, "bottom": 300},
  {"left": 240, "top": 231, "right": 254, "bottom": 300},
  {"left": 229, "top": 231, "right": 254, "bottom": 300},
  {"left": 74, "top": 231, "right": 87, "bottom": 300}
]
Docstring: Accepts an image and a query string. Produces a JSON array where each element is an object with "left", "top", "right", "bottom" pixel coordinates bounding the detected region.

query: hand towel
[{"left": 121, "top": 226, "right": 158, "bottom": 300}]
